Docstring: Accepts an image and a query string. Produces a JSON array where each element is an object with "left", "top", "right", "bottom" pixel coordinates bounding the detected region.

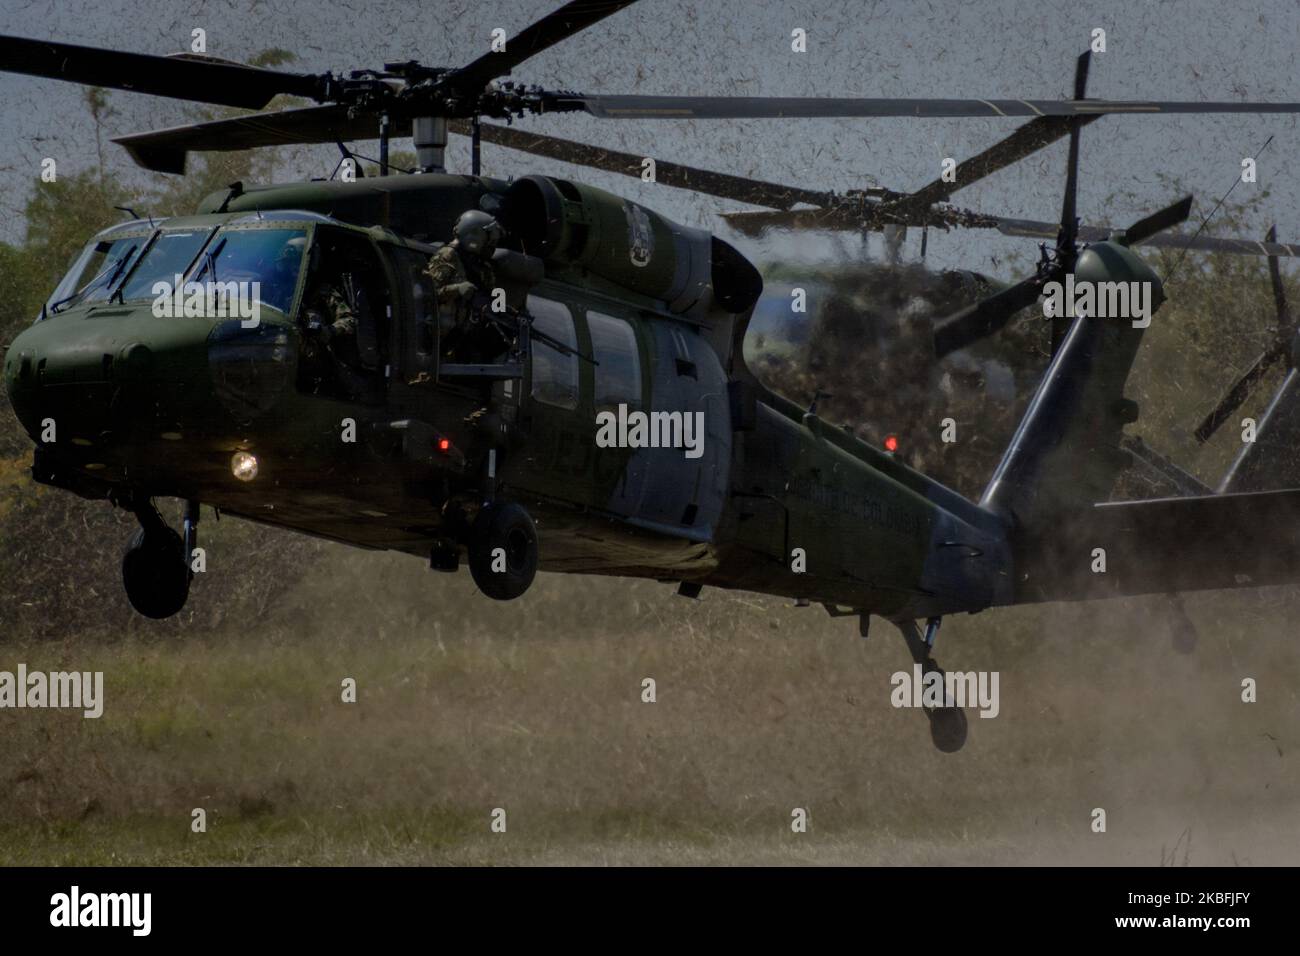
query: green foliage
[{"left": 0, "top": 54, "right": 326, "bottom": 638}]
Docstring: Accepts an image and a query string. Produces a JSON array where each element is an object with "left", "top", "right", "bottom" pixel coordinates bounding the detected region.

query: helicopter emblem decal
[{"left": 624, "top": 201, "right": 653, "bottom": 268}]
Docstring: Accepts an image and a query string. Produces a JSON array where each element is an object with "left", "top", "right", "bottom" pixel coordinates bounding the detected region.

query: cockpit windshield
[
  {"left": 190, "top": 227, "right": 308, "bottom": 316},
  {"left": 115, "top": 228, "right": 216, "bottom": 303},
  {"left": 46, "top": 224, "right": 309, "bottom": 318},
  {"left": 47, "top": 234, "right": 146, "bottom": 313}
]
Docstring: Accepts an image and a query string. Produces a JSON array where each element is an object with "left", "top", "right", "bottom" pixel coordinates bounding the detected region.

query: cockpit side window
[{"left": 189, "top": 227, "right": 308, "bottom": 317}]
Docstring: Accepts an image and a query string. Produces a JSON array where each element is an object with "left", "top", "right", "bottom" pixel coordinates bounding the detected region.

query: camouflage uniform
[
  {"left": 425, "top": 242, "right": 495, "bottom": 332},
  {"left": 314, "top": 286, "right": 357, "bottom": 342},
  {"left": 299, "top": 285, "right": 359, "bottom": 392}
]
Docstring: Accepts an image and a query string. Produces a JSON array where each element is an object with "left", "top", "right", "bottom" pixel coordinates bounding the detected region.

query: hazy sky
[{"left": 0, "top": 0, "right": 1297, "bottom": 278}]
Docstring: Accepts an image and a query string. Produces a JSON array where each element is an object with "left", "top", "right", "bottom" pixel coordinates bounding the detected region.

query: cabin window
[
  {"left": 528, "top": 296, "right": 579, "bottom": 410},
  {"left": 588, "top": 312, "right": 641, "bottom": 412}
]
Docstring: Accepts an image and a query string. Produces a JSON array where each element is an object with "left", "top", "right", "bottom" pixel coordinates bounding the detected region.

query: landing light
[{"left": 231, "top": 451, "right": 259, "bottom": 482}]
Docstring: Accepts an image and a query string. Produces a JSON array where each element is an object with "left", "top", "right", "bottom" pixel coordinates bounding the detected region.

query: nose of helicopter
[{"left": 3, "top": 309, "right": 288, "bottom": 452}]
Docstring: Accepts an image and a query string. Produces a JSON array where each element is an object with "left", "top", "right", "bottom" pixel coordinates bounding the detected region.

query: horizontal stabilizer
[
  {"left": 1011, "top": 488, "right": 1300, "bottom": 603},
  {"left": 1219, "top": 368, "right": 1300, "bottom": 492}
]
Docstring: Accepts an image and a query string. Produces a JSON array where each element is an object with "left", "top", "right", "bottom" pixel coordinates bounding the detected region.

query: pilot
[
  {"left": 426, "top": 210, "right": 502, "bottom": 352},
  {"left": 298, "top": 246, "right": 363, "bottom": 394},
  {"left": 306, "top": 284, "right": 358, "bottom": 362},
  {"left": 264, "top": 235, "right": 307, "bottom": 311}
]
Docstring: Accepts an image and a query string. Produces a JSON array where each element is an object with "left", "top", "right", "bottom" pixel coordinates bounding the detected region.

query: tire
[
  {"left": 927, "top": 705, "right": 968, "bottom": 753},
  {"left": 122, "top": 527, "right": 191, "bottom": 619},
  {"left": 468, "top": 502, "right": 538, "bottom": 601}
]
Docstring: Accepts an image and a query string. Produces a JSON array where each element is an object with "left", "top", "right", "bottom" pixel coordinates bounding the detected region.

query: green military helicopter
[{"left": 5, "top": 1, "right": 1300, "bottom": 751}]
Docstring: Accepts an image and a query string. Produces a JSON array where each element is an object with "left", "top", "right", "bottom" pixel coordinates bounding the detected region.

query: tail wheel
[
  {"left": 468, "top": 502, "right": 538, "bottom": 601},
  {"left": 122, "top": 527, "right": 190, "bottom": 619}
]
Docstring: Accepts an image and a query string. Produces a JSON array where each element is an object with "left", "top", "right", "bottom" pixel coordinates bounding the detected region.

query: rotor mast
[{"left": 413, "top": 116, "right": 448, "bottom": 173}]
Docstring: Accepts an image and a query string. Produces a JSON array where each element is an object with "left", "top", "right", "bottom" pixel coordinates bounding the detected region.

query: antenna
[
  {"left": 1166, "top": 134, "right": 1274, "bottom": 288},
  {"left": 113, "top": 204, "right": 153, "bottom": 226}
]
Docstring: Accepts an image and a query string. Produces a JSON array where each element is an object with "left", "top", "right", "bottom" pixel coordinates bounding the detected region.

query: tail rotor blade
[
  {"left": 1072, "top": 50, "right": 1091, "bottom": 103},
  {"left": 1194, "top": 226, "right": 1294, "bottom": 443},
  {"left": 1193, "top": 346, "right": 1285, "bottom": 442},
  {"left": 933, "top": 275, "right": 1044, "bottom": 357},
  {"left": 1124, "top": 195, "right": 1194, "bottom": 245},
  {"left": 1057, "top": 52, "right": 1091, "bottom": 256}
]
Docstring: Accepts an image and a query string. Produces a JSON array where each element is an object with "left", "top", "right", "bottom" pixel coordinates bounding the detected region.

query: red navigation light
[
  {"left": 884, "top": 434, "right": 899, "bottom": 453},
  {"left": 438, "top": 438, "right": 451, "bottom": 452}
]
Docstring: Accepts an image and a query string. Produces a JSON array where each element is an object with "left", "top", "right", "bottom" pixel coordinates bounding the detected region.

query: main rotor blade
[
  {"left": 451, "top": 1, "right": 641, "bottom": 90},
  {"left": 894, "top": 114, "right": 1098, "bottom": 214},
  {"left": 723, "top": 208, "right": 845, "bottom": 236},
  {"left": 994, "top": 218, "right": 1300, "bottom": 257},
  {"left": 1124, "top": 194, "right": 1193, "bottom": 245},
  {"left": 724, "top": 205, "right": 1300, "bottom": 259},
  {"left": 114, "top": 105, "right": 397, "bottom": 173},
  {"left": 1194, "top": 346, "right": 1286, "bottom": 443},
  {"left": 0, "top": 34, "right": 326, "bottom": 109},
  {"left": 723, "top": 208, "right": 872, "bottom": 235},
  {"left": 722, "top": 202, "right": 995, "bottom": 236},
  {"left": 447, "top": 120, "right": 832, "bottom": 209},
  {"left": 933, "top": 274, "right": 1045, "bottom": 357},
  {"left": 567, "top": 93, "right": 1300, "bottom": 119}
]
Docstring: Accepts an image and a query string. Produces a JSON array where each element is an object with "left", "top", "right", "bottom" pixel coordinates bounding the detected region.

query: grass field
[{"left": 2, "top": 544, "right": 1296, "bottom": 865}]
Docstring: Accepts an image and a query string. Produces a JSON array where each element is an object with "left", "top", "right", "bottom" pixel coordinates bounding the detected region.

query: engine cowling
[{"left": 502, "top": 175, "right": 715, "bottom": 317}]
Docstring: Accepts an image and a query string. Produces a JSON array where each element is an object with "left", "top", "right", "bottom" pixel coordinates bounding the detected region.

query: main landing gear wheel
[
  {"left": 468, "top": 501, "right": 538, "bottom": 601},
  {"left": 122, "top": 526, "right": 190, "bottom": 619},
  {"left": 926, "top": 701, "right": 968, "bottom": 753}
]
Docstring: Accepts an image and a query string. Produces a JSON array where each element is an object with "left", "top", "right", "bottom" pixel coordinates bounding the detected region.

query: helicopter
[{"left": 5, "top": 0, "right": 1300, "bottom": 752}]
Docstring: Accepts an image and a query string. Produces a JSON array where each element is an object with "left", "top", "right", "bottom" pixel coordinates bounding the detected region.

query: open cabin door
[
  {"left": 295, "top": 224, "right": 395, "bottom": 404},
  {"left": 390, "top": 244, "right": 440, "bottom": 384}
]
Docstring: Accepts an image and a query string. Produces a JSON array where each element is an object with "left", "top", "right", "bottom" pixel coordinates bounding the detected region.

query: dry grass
[{"left": 2, "top": 546, "right": 1296, "bottom": 865}]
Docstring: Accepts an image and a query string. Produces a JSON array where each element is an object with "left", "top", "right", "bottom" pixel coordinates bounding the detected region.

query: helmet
[
  {"left": 276, "top": 235, "right": 310, "bottom": 272},
  {"left": 453, "top": 210, "right": 503, "bottom": 257}
]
